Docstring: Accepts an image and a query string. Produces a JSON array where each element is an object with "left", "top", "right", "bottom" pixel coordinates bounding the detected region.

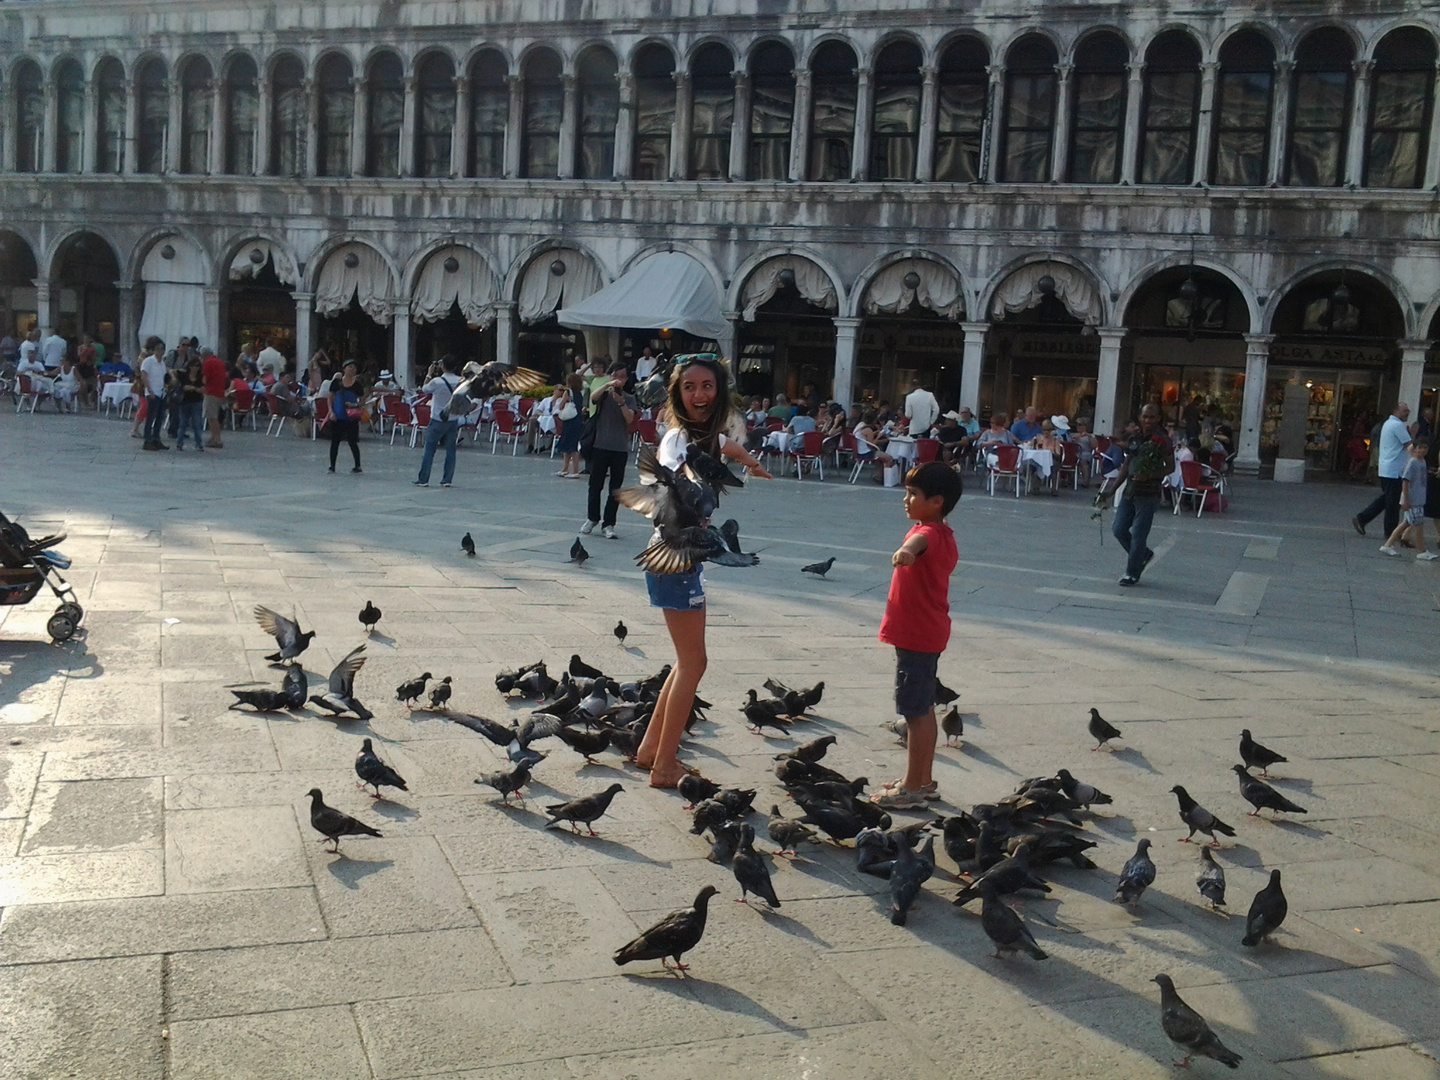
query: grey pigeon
[
  {"left": 615, "top": 444, "right": 758, "bottom": 573},
  {"left": 954, "top": 843, "right": 1049, "bottom": 906},
  {"left": 461, "top": 532, "right": 476, "bottom": 556},
  {"left": 775, "top": 736, "right": 836, "bottom": 764},
  {"left": 395, "top": 672, "right": 431, "bottom": 706},
  {"left": 1232, "top": 765, "right": 1307, "bottom": 816},
  {"left": 545, "top": 783, "right": 624, "bottom": 835},
  {"left": 355, "top": 738, "right": 407, "bottom": 799},
  {"left": 359, "top": 600, "right": 381, "bottom": 633},
  {"left": 475, "top": 762, "right": 531, "bottom": 805},
  {"left": 308, "top": 644, "right": 373, "bottom": 721},
  {"left": 980, "top": 880, "right": 1048, "bottom": 960},
  {"left": 718, "top": 518, "right": 743, "bottom": 555},
  {"left": 1153, "top": 974, "right": 1242, "bottom": 1069},
  {"left": 555, "top": 726, "right": 611, "bottom": 763},
  {"left": 570, "top": 537, "right": 589, "bottom": 567},
  {"left": 1240, "top": 729, "right": 1287, "bottom": 777},
  {"left": 801, "top": 556, "right": 835, "bottom": 578},
  {"left": 888, "top": 829, "right": 933, "bottom": 925},
  {"left": 306, "top": 788, "right": 382, "bottom": 853},
  {"left": 939, "top": 706, "right": 964, "bottom": 746},
  {"left": 449, "top": 711, "right": 515, "bottom": 746},
  {"left": 614, "top": 619, "right": 627, "bottom": 646},
  {"left": 1196, "top": 847, "right": 1227, "bottom": 911},
  {"left": 1054, "top": 769, "right": 1112, "bottom": 808},
  {"left": 880, "top": 716, "right": 909, "bottom": 746},
  {"left": 281, "top": 665, "right": 308, "bottom": 709},
  {"left": 731, "top": 823, "right": 780, "bottom": 908},
  {"left": 689, "top": 799, "right": 734, "bottom": 836},
  {"left": 1241, "top": 869, "right": 1287, "bottom": 946},
  {"left": 428, "top": 676, "right": 453, "bottom": 710},
  {"left": 767, "top": 805, "right": 820, "bottom": 856},
  {"left": 1171, "top": 785, "right": 1237, "bottom": 846},
  {"left": 1088, "top": 707, "right": 1122, "bottom": 750},
  {"left": 254, "top": 605, "right": 315, "bottom": 663},
  {"left": 613, "top": 885, "right": 718, "bottom": 974},
  {"left": 228, "top": 665, "right": 306, "bottom": 713},
  {"left": 1115, "top": 838, "right": 1156, "bottom": 906},
  {"left": 678, "top": 774, "right": 721, "bottom": 809},
  {"left": 707, "top": 819, "right": 744, "bottom": 865},
  {"left": 855, "top": 828, "right": 896, "bottom": 879}
]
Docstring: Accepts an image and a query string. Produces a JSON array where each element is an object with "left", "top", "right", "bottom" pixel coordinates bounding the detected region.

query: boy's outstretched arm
[{"left": 892, "top": 532, "right": 929, "bottom": 567}]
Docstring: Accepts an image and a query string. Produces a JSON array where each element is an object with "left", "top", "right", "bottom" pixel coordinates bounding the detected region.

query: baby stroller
[{"left": 0, "top": 510, "right": 84, "bottom": 642}]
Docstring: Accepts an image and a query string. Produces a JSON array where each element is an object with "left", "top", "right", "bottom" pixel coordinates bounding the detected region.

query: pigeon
[
  {"left": 514, "top": 664, "right": 557, "bottom": 701},
  {"left": 801, "top": 557, "right": 836, "bottom": 578},
  {"left": 1196, "top": 847, "right": 1227, "bottom": 911},
  {"left": 1171, "top": 785, "right": 1237, "bottom": 846},
  {"left": 395, "top": 672, "right": 432, "bottom": 706},
  {"left": 1239, "top": 729, "right": 1287, "bottom": 777},
  {"left": 281, "top": 665, "right": 308, "bottom": 708},
  {"left": 355, "top": 738, "right": 407, "bottom": 799},
  {"left": 613, "top": 885, "right": 718, "bottom": 974},
  {"left": 1232, "top": 765, "right": 1307, "bottom": 816},
  {"left": 933, "top": 678, "right": 959, "bottom": 706},
  {"left": 308, "top": 644, "right": 373, "bottom": 721},
  {"left": 880, "top": 717, "right": 909, "bottom": 746},
  {"left": 980, "top": 881, "right": 1048, "bottom": 960},
  {"left": 706, "top": 819, "right": 744, "bottom": 865},
  {"left": 798, "top": 802, "right": 867, "bottom": 845},
  {"left": 1153, "top": 974, "right": 1243, "bottom": 1069},
  {"left": 731, "top": 824, "right": 780, "bottom": 908},
  {"left": 1241, "top": 869, "right": 1287, "bottom": 947},
  {"left": 954, "top": 843, "right": 1049, "bottom": 906},
  {"left": 569, "top": 654, "right": 603, "bottom": 680},
  {"left": 475, "top": 762, "right": 531, "bottom": 805},
  {"left": 1088, "top": 707, "right": 1122, "bottom": 750},
  {"left": 767, "top": 805, "right": 820, "bottom": 856},
  {"left": 742, "top": 690, "right": 792, "bottom": 735},
  {"left": 428, "top": 676, "right": 453, "bottom": 710},
  {"left": 1054, "top": 769, "right": 1112, "bottom": 808},
  {"left": 446, "top": 359, "right": 550, "bottom": 416},
  {"left": 939, "top": 706, "right": 964, "bottom": 746},
  {"left": 461, "top": 532, "right": 476, "bottom": 556},
  {"left": 306, "top": 788, "right": 382, "bottom": 853},
  {"left": 689, "top": 799, "right": 734, "bottom": 836},
  {"left": 855, "top": 828, "right": 897, "bottom": 878},
  {"left": 715, "top": 788, "right": 758, "bottom": 816},
  {"left": 615, "top": 444, "right": 759, "bottom": 573},
  {"left": 570, "top": 537, "right": 589, "bottom": 567},
  {"left": 254, "top": 605, "right": 315, "bottom": 663},
  {"left": 718, "top": 518, "right": 743, "bottom": 555},
  {"left": 614, "top": 619, "right": 627, "bottom": 646},
  {"left": 678, "top": 774, "right": 721, "bottom": 809},
  {"left": 449, "top": 711, "right": 517, "bottom": 746},
  {"left": 228, "top": 664, "right": 307, "bottom": 713},
  {"left": 775, "top": 735, "right": 836, "bottom": 764},
  {"left": 359, "top": 600, "right": 381, "bottom": 633},
  {"left": 555, "top": 725, "right": 611, "bottom": 764},
  {"left": 888, "top": 829, "right": 933, "bottom": 925},
  {"left": 1115, "top": 838, "right": 1157, "bottom": 906},
  {"left": 545, "top": 783, "right": 624, "bottom": 835}
]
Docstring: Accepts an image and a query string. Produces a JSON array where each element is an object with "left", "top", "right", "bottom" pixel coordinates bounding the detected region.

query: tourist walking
[
  {"left": 1102, "top": 403, "right": 1174, "bottom": 586},
  {"left": 140, "top": 338, "right": 170, "bottom": 450},
  {"left": 1353, "top": 402, "right": 1412, "bottom": 540},
  {"left": 581, "top": 360, "right": 637, "bottom": 539},
  {"left": 326, "top": 360, "right": 364, "bottom": 473},
  {"left": 174, "top": 356, "right": 206, "bottom": 451},
  {"left": 413, "top": 355, "right": 462, "bottom": 488}
]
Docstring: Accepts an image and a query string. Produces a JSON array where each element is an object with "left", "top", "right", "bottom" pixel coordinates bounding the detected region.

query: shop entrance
[
  {"left": 737, "top": 287, "right": 836, "bottom": 402},
  {"left": 227, "top": 256, "right": 295, "bottom": 366},
  {"left": 0, "top": 231, "right": 38, "bottom": 338},
  {"left": 51, "top": 232, "right": 120, "bottom": 355},
  {"left": 1260, "top": 366, "right": 1381, "bottom": 472},
  {"left": 414, "top": 305, "right": 494, "bottom": 373},
  {"left": 316, "top": 299, "right": 392, "bottom": 380}
]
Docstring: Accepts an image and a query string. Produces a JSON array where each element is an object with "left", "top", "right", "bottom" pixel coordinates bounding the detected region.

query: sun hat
[{"left": 1051, "top": 414, "right": 1071, "bottom": 432}]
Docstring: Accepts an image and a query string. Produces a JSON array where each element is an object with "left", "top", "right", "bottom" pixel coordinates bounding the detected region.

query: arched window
[
  {"left": 136, "top": 57, "right": 168, "bottom": 174},
  {"left": 870, "top": 40, "right": 922, "bottom": 180},
  {"left": 809, "top": 40, "right": 858, "bottom": 181},
  {"left": 55, "top": 59, "right": 84, "bottom": 173},
  {"left": 14, "top": 61, "right": 43, "bottom": 172},
  {"left": 1139, "top": 31, "right": 1200, "bottom": 184},
  {"left": 1211, "top": 32, "right": 1274, "bottom": 186},
  {"left": 468, "top": 50, "right": 507, "bottom": 178},
  {"left": 224, "top": 55, "right": 259, "bottom": 175},
  {"left": 522, "top": 49, "right": 562, "bottom": 178},
  {"left": 934, "top": 37, "right": 987, "bottom": 182},
  {"left": 634, "top": 43, "right": 676, "bottom": 180},
  {"left": 1365, "top": 28, "right": 1437, "bottom": 189},
  {"left": 1288, "top": 28, "right": 1354, "bottom": 186},
  {"left": 576, "top": 47, "right": 618, "bottom": 179},
  {"left": 269, "top": 55, "right": 305, "bottom": 176},
  {"left": 95, "top": 57, "right": 126, "bottom": 173},
  {"left": 1000, "top": 35, "right": 1057, "bottom": 182},
  {"left": 747, "top": 41, "right": 793, "bottom": 181},
  {"left": 180, "top": 57, "right": 214, "bottom": 174},
  {"left": 415, "top": 52, "right": 455, "bottom": 177},
  {"left": 316, "top": 54, "right": 353, "bottom": 177},
  {"left": 690, "top": 44, "right": 734, "bottom": 180},
  {"left": 366, "top": 51, "right": 403, "bottom": 177},
  {"left": 1068, "top": 33, "right": 1128, "bottom": 184}
]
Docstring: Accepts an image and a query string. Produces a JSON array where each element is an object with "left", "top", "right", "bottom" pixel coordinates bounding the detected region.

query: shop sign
[
  {"left": 859, "top": 329, "right": 962, "bottom": 351},
  {"left": 1270, "top": 342, "right": 1390, "bottom": 366},
  {"left": 1013, "top": 333, "right": 1100, "bottom": 359}
]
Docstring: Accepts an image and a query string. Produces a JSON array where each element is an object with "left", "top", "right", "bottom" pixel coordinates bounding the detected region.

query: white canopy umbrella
[{"left": 557, "top": 252, "right": 732, "bottom": 356}]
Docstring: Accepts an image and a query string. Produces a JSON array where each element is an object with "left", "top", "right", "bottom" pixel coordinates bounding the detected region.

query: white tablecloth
[
  {"left": 100, "top": 381, "right": 134, "bottom": 407},
  {"left": 888, "top": 436, "right": 917, "bottom": 462},
  {"left": 1020, "top": 448, "right": 1053, "bottom": 478}
]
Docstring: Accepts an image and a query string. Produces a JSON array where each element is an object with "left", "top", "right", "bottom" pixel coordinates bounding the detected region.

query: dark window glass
[
  {"left": 468, "top": 51, "right": 507, "bottom": 178},
  {"left": 366, "top": 52, "right": 403, "bottom": 177},
  {"left": 1139, "top": 31, "right": 1200, "bottom": 184},
  {"left": 1068, "top": 34, "right": 1127, "bottom": 184},
  {"left": 269, "top": 55, "right": 305, "bottom": 175},
  {"left": 809, "top": 41, "right": 857, "bottom": 181},
  {"left": 136, "top": 58, "right": 168, "bottom": 174},
  {"left": 1287, "top": 28, "right": 1353, "bottom": 187},
  {"left": 748, "top": 41, "right": 793, "bottom": 180},
  {"left": 225, "top": 55, "right": 259, "bottom": 175},
  {"left": 634, "top": 44, "right": 676, "bottom": 180},
  {"left": 690, "top": 44, "right": 733, "bottom": 180},
  {"left": 55, "top": 60, "right": 84, "bottom": 172},
  {"left": 317, "top": 54, "right": 353, "bottom": 177},
  {"left": 934, "top": 37, "right": 987, "bottom": 182},
  {"left": 576, "top": 48, "right": 618, "bottom": 179},
  {"left": 1365, "top": 28, "right": 1436, "bottom": 189},
  {"left": 415, "top": 53, "right": 455, "bottom": 177},
  {"left": 1212, "top": 33, "right": 1274, "bottom": 186},
  {"left": 1001, "top": 36, "right": 1056, "bottom": 182},
  {"left": 180, "top": 58, "right": 213, "bottom": 174},
  {"left": 870, "top": 40, "right": 921, "bottom": 180},
  {"left": 95, "top": 58, "right": 126, "bottom": 173},
  {"left": 15, "top": 62, "right": 43, "bottom": 173},
  {"left": 523, "top": 50, "right": 562, "bottom": 178}
]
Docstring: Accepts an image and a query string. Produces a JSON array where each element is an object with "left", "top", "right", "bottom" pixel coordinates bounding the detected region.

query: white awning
[
  {"left": 138, "top": 237, "right": 211, "bottom": 350},
  {"left": 229, "top": 240, "right": 298, "bottom": 287},
  {"left": 557, "top": 252, "right": 729, "bottom": 340},
  {"left": 412, "top": 245, "right": 495, "bottom": 326},
  {"left": 315, "top": 243, "right": 395, "bottom": 326}
]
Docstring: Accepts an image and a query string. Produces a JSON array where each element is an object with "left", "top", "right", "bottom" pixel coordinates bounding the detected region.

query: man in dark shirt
[
  {"left": 1101, "top": 403, "right": 1174, "bottom": 586},
  {"left": 582, "top": 361, "right": 636, "bottom": 540},
  {"left": 934, "top": 411, "right": 968, "bottom": 464}
]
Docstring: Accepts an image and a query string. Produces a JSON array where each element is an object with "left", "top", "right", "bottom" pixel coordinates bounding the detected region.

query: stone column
[
  {"left": 1050, "top": 63, "right": 1074, "bottom": 181},
  {"left": 1094, "top": 327, "right": 1128, "bottom": 435},
  {"left": 255, "top": 74, "right": 272, "bottom": 176},
  {"left": 1345, "top": 60, "right": 1373, "bottom": 186},
  {"left": 399, "top": 75, "right": 417, "bottom": 176},
  {"left": 1427, "top": 61, "right": 1440, "bottom": 189},
  {"left": 557, "top": 74, "right": 578, "bottom": 180},
  {"left": 503, "top": 75, "right": 523, "bottom": 178},
  {"left": 1399, "top": 340, "right": 1430, "bottom": 413},
  {"left": 391, "top": 300, "right": 412, "bottom": 384},
  {"left": 210, "top": 75, "right": 227, "bottom": 174},
  {"left": 1266, "top": 62, "right": 1292, "bottom": 185},
  {"left": 293, "top": 292, "right": 315, "bottom": 376},
  {"left": 41, "top": 80, "right": 57, "bottom": 172},
  {"left": 1, "top": 81, "right": 17, "bottom": 170},
  {"left": 614, "top": 72, "right": 635, "bottom": 180},
  {"left": 303, "top": 78, "right": 320, "bottom": 176},
  {"left": 349, "top": 77, "right": 368, "bottom": 176},
  {"left": 850, "top": 67, "right": 873, "bottom": 181},
  {"left": 671, "top": 71, "right": 693, "bottom": 180},
  {"left": 166, "top": 76, "right": 183, "bottom": 173},
  {"left": 33, "top": 279, "right": 52, "bottom": 334},
  {"left": 81, "top": 81, "right": 97, "bottom": 173},
  {"left": 1236, "top": 333, "right": 1273, "bottom": 474},
  {"left": 116, "top": 283, "right": 139, "bottom": 360},
  {"left": 203, "top": 287, "right": 222, "bottom": 355},
  {"left": 959, "top": 321, "right": 988, "bottom": 414},
  {"left": 716, "top": 310, "right": 739, "bottom": 366},
  {"left": 729, "top": 71, "right": 750, "bottom": 181},
  {"left": 788, "top": 69, "right": 812, "bottom": 181},
  {"left": 831, "top": 317, "right": 863, "bottom": 411},
  {"left": 915, "top": 65, "right": 938, "bottom": 182},
  {"left": 122, "top": 74, "right": 139, "bottom": 175},
  {"left": 451, "top": 74, "right": 470, "bottom": 177},
  {"left": 982, "top": 64, "right": 1004, "bottom": 181},
  {"left": 1121, "top": 62, "right": 1145, "bottom": 184},
  {"left": 1192, "top": 61, "right": 1218, "bottom": 185},
  {"left": 494, "top": 301, "right": 517, "bottom": 367}
]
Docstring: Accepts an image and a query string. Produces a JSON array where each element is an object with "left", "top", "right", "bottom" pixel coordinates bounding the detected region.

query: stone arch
[
  {"left": 217, "top": 232, "right": 302, "bottom": 290},
  {"left": 866, "top": 30, "right": 926, "bottom": 71},
  {"left": 1212, "top": 22, "right": 1283, "bottom": 64},
  {"left": 728, "top": 248, "right": 845, "bottom": 320},
  {"left": 1363, "top": 19, "right": 1440, "bottom": 63},
  {"left": 1118, "top": 256, "right": 1260, "bottom": 332},
  {"left": 849, "top": 249, "right": 966, "bottom": 321},
  {"left": 508, "top": 242, "right": 607, "bottom": 324},
  {"left": 982, "top": 254, "right": 1110, "bottom": 327},
  {"left": 46, "top": 227, "right": 125, "bottom": 285},
  {"left": 1265, "top": 261, "right": 1411, "bottom": 338}
]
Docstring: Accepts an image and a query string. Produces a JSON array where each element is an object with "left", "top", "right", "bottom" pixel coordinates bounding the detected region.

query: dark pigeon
[
  {"left": 954, "top": 843, "right": 1049, "bottom": 906},
  {"left": 980, "top": 881, "right": 1048, "bottom": 960},
  {"left": 801, "top": 557, "right": 836, "bottom": 578},
  {"left": 718, "top": 518, "right": 743, "bottom": 555},
  {"left": 254, "top": 605, "right": 315, "bottom": 663},
  {"left": 933, "top": 678, "right": 959, "bottom": 706},
  {"left": 555, "top": 725, "right": 612, "bottom": 764},
  {"left": 1240, "top": 729, "right": 1287, "bottom": 777},
  {"left": 678, "top": 774, "right": 721, "bottom": 809},
  {"left": 359, "top": 600, "right": 381, "bottom": 633},
  {"left": 428, "top": 676, "right": 453, "bottom": 710},
  {"left": 569, "top": 654, "right": 604, "bottom": 680},
  {"left": 1171, "top": 785, "right": 1237, "bottom": 846},
  {"left": 614, "top": 619, "right": 627, "bottom": 646},
  {"left": 475, "top": 762, "right": 532, "bottom": 805},
  {"left": 1196, "top": 847, "right": 1227, "bottom": 911},
  {"left": 1088, "top": 707, "right": 1122, "bottom": 750},
  {"left": 449, "top": 711, "right": 515, "bottom": 747},
  {"left": 1153, "top": 974, "right": 1242, "bottom": 1069},
  {"left": 228, "top": 663, "right": 307, "bottom": 713},
  {"left": 614, "top": 886, "right": 718, "bottom": 974},
  {"left": 732, "top": 823, "right": 780, "bottom": 908},
  {"left": 395, "top": 672, "right": 432, "bottom": 706},
  {"left": 939, "top": 706, "right": 964, "bottom": 746},
  {"left": 775, "top": 735, "right": 836, "bottom": 764},
  {"left": 446, "top": 359, "right": 550, "bottom": 416},
  {"left": 545, "top": 783, "right": 624, "bottom": 835},
  {"left": 799, "top": 802, "right": 866, "bottom": 845},
  {"left": 1241, "top": 869, "right": 1287, "bottom": 947},
  {"left": 355, "top": 738, "right": 407, "bottom": 798},
  {"left": 743, "top": 689, "right": 792, "bottom": 735},
  {"left": 767, "top": 805, "right": 820, "bottom": 856},
  {"left": 707, "top": 820, "right": 744, "bottom": 865},
  {"left": 570, "top": 537, "right": 589, "bottom": 567},
  {"left": 306, "top": 788, "right": 382, "bottom": 853},
  {"left": 1232, "top": 765, "right": 1307, "bottom": 816},
  {"left": 616, "top": 444, "right": 759, "bottom": 573},
  {"left": 888, "top": 829, "right": 933, "bottom": 926},
  {"left": 1115, "top": 838, "right": 1156, "bottom": 906},
  {"left": 308, "top": 644, "right": 373, "bottom": 721},
  {"left": 689, "top": 799, "right": 734, "bottom": 836},
  {"left": 461, "top": 532, "right": 476, "bottom": 556}
]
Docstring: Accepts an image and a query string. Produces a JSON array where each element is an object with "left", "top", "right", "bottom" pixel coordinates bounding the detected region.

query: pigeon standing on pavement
[
  {"left": 355, "top": 738, "right": 407, "bottom": 799},
  {"left": 678, "top": 774, "right": 721, "bottom": 809},
  {"left": 1115, "top": 838, "right": 1156, "bottom": 906},
  {"left": 461, "top": 532, "right": 476, "bottom": 556},
  {"left": 1239, "top": 729, "right": 1288, "bottom": 777},
  {"left": 614, "top": 619, "right": 628, "bottom": 646},
  {"left": 1088, "top": 707, "right": 1122, "bottom": 750},
  {"left": 801, "top": 557, "right": 836, "bottom": 578},
  {"left": 228, "top": 665, "right": 307, "bottom": 712},
  {"left": 888, "top": 828, "right": 932, "bottom": 926},
  {"left": 359, "top": 600, "right": 382, "bottom": 634},
  {"left": 1232, "top": 765, "right": 1307, "bottom": 816},
  {"left": 732, "top": 823, "right": 781, "bottom": 908},
  {"left": 1153, "top": 974, "right": 1243, "bottom": 1069},
  {"left": 767, "top": 805, "right": 820, "bottom": 856},
  {"left": 545, "top": 783, "right": 625, "bottom": 835},
  {"left": 1241, "top": 869, "right": 1287, "bottom": 946},
  {"left": 1055, "top": 769, "right": 1112, "bottom": 808},
  {"left": 979, "top": 880, "right": 1048, "bottom": 960},
  {"left": 939, "top": 706, "right": 964, "bottom": 746},
  {"left": 428, "top": 676, "right": 453, "bottom": 710},
  {"left": 254, "top": 605, "right": 316, "bottom": 664},
  {"left": 475, "top": 762, "right": 532, "bottom": 805},
  {"left": 953, "top": 844, "right": 1049, "bottom": 906},
  {"left": 308, "top": 644, "right": 374, "bottom": 721},
  {"left": 1171, "top": 785, "right": 1237, "bottom": 846},
  {"left": 570, "top": 537, "right": 590, "bottom": 567},
  {"left": 1196, "top": 847, "right": 1227, "bottom": 911},
  {"left": 613, "top": 886, "right": 719, "bottom": 974},
  {"left": 395, "top": 672, "right": 432, "bottom": 706},
  {"left": 306, "top": 788, "right": 382, "bottom": 853}
]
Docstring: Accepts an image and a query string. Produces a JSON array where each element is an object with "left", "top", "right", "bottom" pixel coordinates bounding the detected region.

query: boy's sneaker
[
  {"left": 603, "top": 526, "right": 618, "bottom": 540},
  {"left": 580, "top": 520, "right": 596, "bottom": 535},
  {"left": 1379, "top": 545, "right": 1400, "bottom": 556},
  {"left": 412, "top": 480, "right": 428, "bottom": 487},
  {"left": 871, "top": 787, "right": 928, "bottom": 810},
  {"left": 878, "top": 778, "right": 940, "bottom": 801},
  {"left": 1118, "top": 575, "right": 1139, "bottom": 586},
  {"left": 1418, "top": 551, "right": 1439, "bottom": 561}
]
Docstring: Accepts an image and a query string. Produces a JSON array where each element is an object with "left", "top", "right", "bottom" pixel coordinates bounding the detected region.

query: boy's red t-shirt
[{"left": 878, "top": 520, "right": 958, "bottom": 653}]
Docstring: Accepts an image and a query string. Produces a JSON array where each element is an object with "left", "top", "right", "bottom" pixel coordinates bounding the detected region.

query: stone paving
[{"left": 1, "top": 409, "right": 1439, "bottom": 1080}]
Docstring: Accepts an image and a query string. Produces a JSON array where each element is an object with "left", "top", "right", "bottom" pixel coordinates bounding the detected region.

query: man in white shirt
[
  {"left": 140, "top": 339, "right": 171, "bottom": 449},
  {"left": 52, "top": 358, "right": 81, "bottom": 412},
  {"left": 18, "top": 329, "right": 41, "bottom": 369},
  {"left": 40, "top": 329, "right": 67, "bottom": 369},
  {"left": 903, "top": 378, "right": 941, "bottom": 436},
  {"left": 634, "top": 347, "right": 658, "bottom": 382},
  {"left": 15, "top": 342, "right": 53, "bottom": 396},
  {"left": 413, "top": 354, "right": 463, "bottom": 487},
  {"left": 256, "top": 337, "right": 285, "bottom": 377},
  {"left": 1354, "top": 402, "right": 1413, "bottom": 540}
]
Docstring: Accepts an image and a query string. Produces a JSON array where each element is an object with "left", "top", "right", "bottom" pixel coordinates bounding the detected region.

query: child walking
[
  {"left": 1380, "top": 439, "right": 1434, "bottom": 560},
  {"left": 872, "top": 462, "right": 963, "bottom": 810}
]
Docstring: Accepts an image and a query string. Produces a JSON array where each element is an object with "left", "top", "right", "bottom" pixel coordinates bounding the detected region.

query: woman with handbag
[
  {"left": 554, "top": 377, "right": 583, "bottom": 478},
  {"left": 326, "top": 360, "right": 365, "bottom": 474}
]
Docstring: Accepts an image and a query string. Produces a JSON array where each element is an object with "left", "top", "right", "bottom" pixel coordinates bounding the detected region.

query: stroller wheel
[
  {"left": 62, "top": 601, "right": 84, "bottom": 625},
  {"left": 47, "top": 612, "right": 76, "bottom": 643}
]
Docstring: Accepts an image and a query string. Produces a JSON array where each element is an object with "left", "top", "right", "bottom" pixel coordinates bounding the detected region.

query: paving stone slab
[
  {"left": 0, "top": 848, "right": 163, "bottom": 905},
  {"left": 305, "top": 832, "right": 480, "bottom": 938},
  {"left": 21, "top": 776, "right": 162, "bottom": 853},
  {"left": 165, "top": 804, "right": 311, "bottom": 893},
  {"left": 167, "top": 1005, "right": 371, "bottom": 1080}
]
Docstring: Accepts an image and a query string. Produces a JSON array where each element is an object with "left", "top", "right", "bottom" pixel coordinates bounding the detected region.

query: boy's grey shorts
[{"left": 894, "top": 647, "right": 940, "bottom": 720}]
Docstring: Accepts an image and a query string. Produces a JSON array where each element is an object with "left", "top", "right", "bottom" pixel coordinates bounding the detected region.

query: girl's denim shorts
[{"left": 645, "top": 567, "right": 706, "bottom": 610}]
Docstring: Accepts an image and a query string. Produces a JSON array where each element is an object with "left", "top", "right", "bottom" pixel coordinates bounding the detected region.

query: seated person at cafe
[
  {"left": 15, "top": 344, "right": 52, "bottom": 394},
  {"left": 935, "top": 411, "right": 969, "bottom": 464},
  {"left": 977, "top": 411, "right": 1017, "bottom": 451},
  {"left": 767, "top": 393, "right": 793, "bottom": 421},
  {"left": 854, "top": 409, "right": 898, "bottom": 483},
  {"left": 52, "top": 357, "right": 82, "bottom": 412},
  {"left": 956, "top": 406, "right": 980, "bottom": 437},
  {"left": 764, "top": 402, "right": 816, "bottom": 453},
  {"left": 1070, "top": 416, "right": 1097, "bottom": 486},
  {"left": 1010, "top": 406, "right": 1043, "bottom": 442},
  {"left": 820, "top": 402, "right": 848, "bottom": 454}
]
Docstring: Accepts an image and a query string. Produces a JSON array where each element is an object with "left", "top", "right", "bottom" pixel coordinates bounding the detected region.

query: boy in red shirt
[{"left": 872, "top": 462, "right": 963, "bottom": 810}]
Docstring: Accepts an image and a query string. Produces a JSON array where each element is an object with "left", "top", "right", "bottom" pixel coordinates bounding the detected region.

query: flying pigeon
[
  {"left": 613, "top": 885, "right": 718, "bottom": 974},
  {"left": 1171, "top": 785, "right": 1237, "bottom": 846},
  {"left": 445, "top": 359, "right": 549, "bottom": 417},
  {"left": 731, "top": 823, "right": 780, "bottom": 908},
  {"left": 616, "top": 444, "right": 760, "bottom": 574},
  {"left": 355, "top": 738, "right": 407, "bottom": 799},
  {"left": 801, "top": 557, "right": 836, "bottom": 578},
  {"left": 1241, "top": 869, "right": 1287, "bottom": 946},
  {"left": 939, "top": 706, "right": 964, "bottom": 746},
  {"left": 475, "top": 762, "right": 532, "bottom": 805},
  {"left": 461, "top": 532, "right": 476, "bottom": 557},
  {"left": 980, "top": 880, "right": 1048, "bottom": 960},
  {"left": 308, "top": 644, "right": 373, "bottom": 721},
  {"left": 1196, "top": 847, "right": 1227, "bottom": 911},
  {"left": 1054, "top": 769, "right": 1112, "bottom": 808},
  {"left": 614, "top": 619, "right": 628, "bottom": 646},
  {"left": 1088, "top": 707, "right": 1122, "bottom": 750},
  {"left": 888, "top": 829, "right": 933, "bottom": 926},
  {"left": 254, "top": 605, "right": 315, "bottom": 664},
  {"left": 358, "top": 600, "right": 381, "bottom": 634},
  {"left": 428, "top": 676, "right": 453, "bottom": 710},
  {"left": 306, "top": 788, "right": 382, "bottom": 853},
  {"left": 1153, "top": 974, "right": 1242, "bottom": 1069},
  {"left": 570, "top": 537, "right": 589, "bottom": 567},
  {"left": 1240, "top": 729, "right": 1287, "bottom": 777},
  {"left": 1232, "top": 765, "right": 1307, "bottom": 816},
  {"left": 1115, "top": 838, "right": 1156, "bottom": 906},
  {"left": 545, "top": 782, "right": 624, "bottom": 835},
  {"left": 395, "top": 672, "right": 432, "bottom": 706}
]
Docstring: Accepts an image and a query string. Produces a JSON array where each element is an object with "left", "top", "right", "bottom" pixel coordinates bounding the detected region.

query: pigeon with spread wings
[
  {"left": 443, "top": 360, "right": 549, "bottom": 419},
  {"left": 254, "top": 605, "right": 315, "bottom": 664},
  {"left": 308, "top": 644, "right": 373, "bottom": 721},
  {"left": 616, "top": 444, "right": 759, "bottom": 574}
]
